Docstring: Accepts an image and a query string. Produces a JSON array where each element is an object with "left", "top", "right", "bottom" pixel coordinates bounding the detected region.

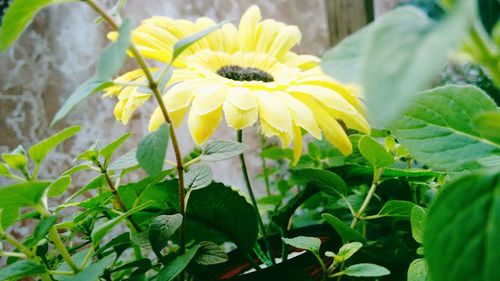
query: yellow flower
[{"left": 106, "top": 5, "right": 370, "bottom": 164}]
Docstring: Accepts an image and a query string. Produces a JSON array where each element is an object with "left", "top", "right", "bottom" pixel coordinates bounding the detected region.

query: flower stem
[
  {"left": 350, "top": 168, "right": 384, "bottom": 229},
  {"left": 85, "top": 0, "right": 186, "bottom": 257},
  {"left": 48, "top": 228, "right": 80, "bottom": 272},
  {"left": 260, "top": 136, "right": 271, "bottom": 196},
  {"left": 237, "top": 130, "right": 275, "bottom": 265}
]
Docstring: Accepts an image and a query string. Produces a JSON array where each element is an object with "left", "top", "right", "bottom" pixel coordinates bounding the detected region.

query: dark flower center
[{"left": 216, "top": 65, "right": 274, "bottom": 82}]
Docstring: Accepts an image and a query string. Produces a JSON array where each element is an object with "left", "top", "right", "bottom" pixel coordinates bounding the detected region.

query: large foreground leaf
[
  {"left": 391, "top": 85, "right": 500, "bottom": 170},
  {"left": 424, "top": 170, "right": 500, "bottom": 281}
]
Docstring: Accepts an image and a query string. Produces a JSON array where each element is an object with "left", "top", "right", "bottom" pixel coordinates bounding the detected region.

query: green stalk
[
  {"left": 237, "top": 130, "right": 275, "bottom": 265},
  {"left": 350, "top": 168, "right": 383, "bottom": 229}
]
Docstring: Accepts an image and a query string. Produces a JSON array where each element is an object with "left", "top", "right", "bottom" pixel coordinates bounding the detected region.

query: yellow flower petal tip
[{"left": 108, "top": 5, "right": 371, "bottom": 160}]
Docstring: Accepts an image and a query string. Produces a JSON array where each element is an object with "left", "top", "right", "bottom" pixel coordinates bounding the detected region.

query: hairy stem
[
  {"left": 85, "top": 0, "right": 186, "bottom": 256},
  {"left": 237, "top": 130, "right": 275, "bottom": 265},
  {"left": 48, "top": 228, "right": 80, "bottom": 272}
]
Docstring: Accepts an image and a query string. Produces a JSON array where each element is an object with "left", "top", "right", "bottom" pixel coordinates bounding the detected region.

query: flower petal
[
  {"left": 188, "top": 107, "right": 223, "bottom": 145},
  {"left": 223, "top": 87, "right": 258, "bottom": 129},
  {"left": 221, "top": 23, "right": 239, "bottom": 54},
  {"left": 292, "top": 124, "right": 303, "bottom": 165},
  {"left": 190, "top": 83, "right": 227, "bottom": 116},
  {"left": 253, "top": 90, "right": 292, "bottom": 134},
  {"left": 267, "top": 25, "right": 301, "bottom": 59},
  {"left": 239, "top": 5, "right": 261, "bottom": 52}
]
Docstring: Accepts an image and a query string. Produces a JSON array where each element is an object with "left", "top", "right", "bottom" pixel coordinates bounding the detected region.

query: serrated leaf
[
  {"left": 149, "top": 214, "right": 183, "bottom": 253},
  {"left": 185, "top": 164, "right": 213, "bottom": 190},
  {"left": 65, "top": 254, "right": 114, "bottom": 281},
  {"left": 194, "top": 241, "right": 228, "bottom": 265},
  {"left": 373, "top": 200, "right": 416, "bottom": 219},
  {"left": 108, "top": 148, "right": 139, "bottom": 171},
  {"left": 0, "top": 0, "right": 75, "bottom": 51},
  {"left": 322, "top": 213, "right": 366, "bottom": 243},
  {"left": 0, "top": 181, "right": 49, "bottom": 209},
  {"left": 137, "top": 124, "right": 169, "bottom": 176},
  {"left": 200, "top": 140, "right": 248, "bottom": 161},
  {"left": 29, "top": 126, "right": 80, "bottom": 164},
  {"left": 293, "top": 168, "right": 347, "bottom": 196},
  {"left": 157, "top": 245, "right": 200, "bottom": 281},
  {"left": 358, "top": 136, "right": 394, "bottom": 169},
  {"left": 337, "top": 242, "right": 363, "bottom": 261},
  {"left": 172, "top": 21, "right": 226, "bottom": 62},
  {"left": 51, "top": 19, "right": 132, "bottom": 126},
  {"left": 0, "top": 260, "right": 47, "bottom": 280},
  {"left": 411, "top": 206, "right": 427, "bottom": 244},
  {"left": 391, "top": 85, "right": 500, "bottom": 171},
  {"left": 408, "top": 258, "right": 429, "bottom": 281},
  {"left": 424, "top": 170, "right": 500, "bottom": 281},
  {"left": 100, "top": 132, "right": 131, "bottom": 161},
  {"left": 47, "top": 175, "right": 72, "bottom": 197},
  {"left": 282, "top": 236, "right": 321, "bottom": 254},
  {"left": 91, "top": 201, "right": 151, "bottom": 247},
  {"left": 340, "top": 263, "right": 390, "bottom": 277}
]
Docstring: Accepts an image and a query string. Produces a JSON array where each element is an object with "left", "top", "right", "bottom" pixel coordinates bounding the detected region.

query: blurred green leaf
[
  {"left": 293, "top": 168, "right": 347, "bottom": 196},
  {"left": 100, "top": 132, "right": 132, "bottom": 162},
  {"left": 65, "top": 254, "right": 114, "bottom": 281},
  {"left": 137, "top": 124, "right": 169, "bottom": 176},
  {"left": 473, "top": 111, "right": 500, "bottom": 145},
  {"left": 424, "top": 170, "right": 500, "bottom": 281},
  {"left": 149, "top": 214, "right": 183, "bottom": 253},
  {"left": 185, "top": 164, "right": 213, "bottom": 190},
  {"left": 0, "top": 260, "right": 47, "bottom": 280},
  {"left": 108, "top": 148, "right": 139, "bottom": 171},
  {"left": 29, "top": 126, "right": 80, "bottom": 164},
  {"left": 336, "top": 242, "right": 363, "bottom": 262},
  {"left": 261, "top": 147, "right": 294, "bottom": 161},
  {"left": 322, "top": 213, "right": 365, "bottom": 243},
  {"left": 32, "top": 216, "right": 57, "bottom": 246},
  {"left": 370, "top": 200, "right": 416, "bottom": 219},
  {"left": 338, "top": 263, "right": 390, "bottom": 277},
  {"left": 172, "top": 21, "right": 226, "bottom": 62},
  {"left": 0, "top": 0, "right": 75, "bottom": 51},
  {"left": 157, "top": 245, "right": 200, "bottom": 281},
  {"left": 0, "top": 207, "right": 19, "bottom": 229},
  {"left": 2, "top": 145, "right": 28, "bottom": 171},
  {"left": 193, "top": 241, "right": 228, "bottom": 265},
  {"left": 411, "top": 206, "right": 427, "bottom": 244},
  {"left": 408, "top": 258, "right": 429, "bottom": 281}
]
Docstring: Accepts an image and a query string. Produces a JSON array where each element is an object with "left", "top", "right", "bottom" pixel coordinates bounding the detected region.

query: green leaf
[
  {"left": 108, "top": 148, "right": 139, "bottom": 171},
  {"left": 148, "top": 214, "right": 183, "bottom": 253},
  {"left": 100, "top": 132, "right": 131, "bottom": 161},
  {"left": 193, "top": 241, "right": 228, "bottom": 265},
  {"left": 157, "top": 245, "right": 200, "bottom": 281},
  {"left": 33, "top": 216, "right": 57, "bottom": 245},
  {"left": 0, "top": 207, "right": 19, "bottom": 229},
  {"left": 282, "top": 236, "right": 321, "bottom": 253},
  {"left": 261, "top": 147, "right": 294, "bottom": 160},
  {"left": 337, "top": 242, "right": 363, "bottom": 261},
  {"left": 185, "top": 164, "right": 213, "bottom": 190},
  {"left": 2, "top": 145, "right": 28, "bottom": 170},
  {"left": 47, "top": 175, "right": 72, "bottom": 197},
  {"left": 411, "top": 206, "right": 427, "bottom": 244},
  {"left": 358, "top": 136, "right": 394, "bottom": 169},
  {"left": 172, "top": 21, "right": 226, "bottom": 62},
  {"left": 185, "top": 182, "right": 258, "bottom": 253},
  {"left": 200, "top": 140, "right": 248, "bottom": 161},
  {"left": 61, "top": 164, "right": 92, "bottom": 176},
  {"left": 0, "top": 162, "right": 10, "bottom": 176},
  {"left": 29, "top": 126, "right": 80, "bottom": 164},
  {"left": 371, "top": 200, "right": 416, "bottom": 219},
  {"left": 91, "top": 201, "right": 151, "bottom": 247},
  {"left": 322, "top": 213, "right": 366, "bottom": 243},
  {"left": 0, "top": 260, "right": 47, "bottom": 280},
  {"left": 65, "top": 175, "right": 106, "bottom": 203},
  {"left": 65, "top": 254, "right": 114, "bottom": 281},
  {"left": 293, "top": 168, "right": 347, "bottom": 196},
  {"left": 408, "top": 258, "right": 429, "bottom": 281},
  {"left": 0, "top": 181, "right": 49, "bottom": 209},
  {"left": 51, "top": 19, "right": 132, "bottom": 126},
  {"left": 424, "top": 170, "right": 500, "bottom": 281},
  {"left": 473, "top": 111, "right": 500, "bottom": 145},
  {"left": 75, "top": 141, "right": 99, "bottom": 162},
  {"left": 51, "top": 80, "right": 114, "bottom": 127},
  {"left": 0, "top": 0, "right": 74, "bottom": 51},
  {"left": 391, "top": 85, "right": 500, "bottom": 170},
  {"left": 340, "top": 263, "right": 390, "bottom": 277},
  {"left": 363, "top": 3, "right": 472, "bottom": 125},
  {"left": 137, "top": 124, "right": 169, "bottom": 176}
]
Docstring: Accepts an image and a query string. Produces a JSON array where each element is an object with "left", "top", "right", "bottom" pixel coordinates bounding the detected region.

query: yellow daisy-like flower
[{"left": 106, "top": 5, "right": 370, "bottom": 163}]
